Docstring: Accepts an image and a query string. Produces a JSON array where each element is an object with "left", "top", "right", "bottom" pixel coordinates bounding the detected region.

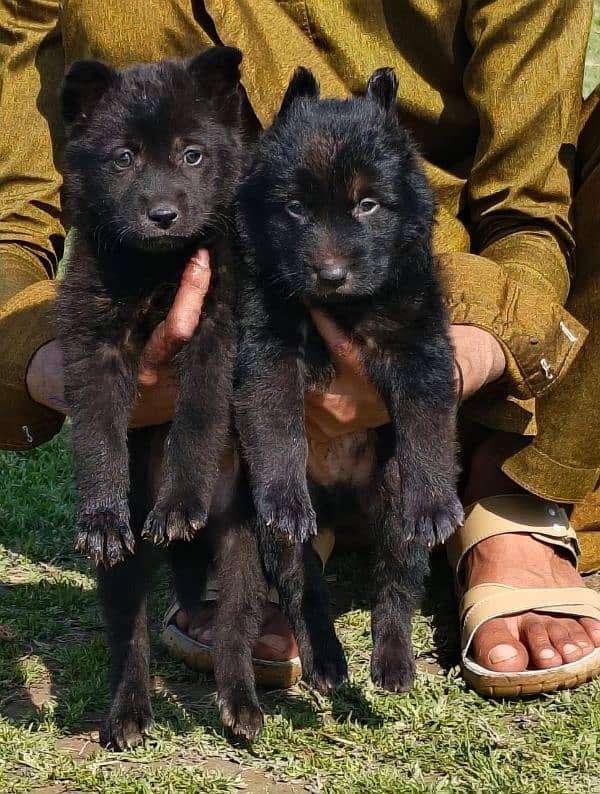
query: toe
[
  {"left": 187, "top": 603, "right": 216, "bottom": 645},
  {"left": 580, "top": 617, "right": 600, "bottom": 648},
  {"left": 472, "top": 617, "right": 529, "bottom": 672},
  {"left": 254, "top": 603, "right": 298, "bottom": 662},
  {"left": 521, "top": 616, "right": 562, "bottom": 668},
  {"left": 546, "top": 618, "right": 588, "bottom": 663}
]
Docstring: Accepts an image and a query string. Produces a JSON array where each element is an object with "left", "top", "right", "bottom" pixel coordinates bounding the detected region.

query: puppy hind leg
[
  {"left": 213, "top": 520, "right": 267, "bottom": 741},
  {"left": 98, "top": 541, "right": 157, "bottom": 750},
  {"left": 169, "top": 532, "right": 213, "bottom": 618},
  {"left": 261, "top": 531, "right": 347, "bottom": 693},
  {"left": 369, "top": 457, "right": 430, "bottom": 692}
]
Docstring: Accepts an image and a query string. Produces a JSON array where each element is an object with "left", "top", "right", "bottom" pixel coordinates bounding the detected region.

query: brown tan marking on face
[
  {"left": 302, "top": 132, "right": 337, "bottom": 181},
  {"left": 348, "top": 171, "right": 375, "bottom": 204}
]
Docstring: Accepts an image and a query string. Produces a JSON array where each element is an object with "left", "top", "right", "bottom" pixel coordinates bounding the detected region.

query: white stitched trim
[{"left": 560, "top": 321, "right": 577, "bottom": 343}]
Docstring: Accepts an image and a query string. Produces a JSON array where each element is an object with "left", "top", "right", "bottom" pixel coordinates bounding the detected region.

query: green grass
[{"left": 2, "top": 14, "right": 600, "bottom": 794}]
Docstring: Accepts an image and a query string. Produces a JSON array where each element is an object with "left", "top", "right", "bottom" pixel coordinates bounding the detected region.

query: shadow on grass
[
  {"left": 326, "top": 546, "right": 460, "bottom": 673},
  {"left": 330, "top": 682, "right": 385, "bottom": 727},
  {"left": 421, "top": 550, "right": 461, "bottom": 672},
  {"left": 0, "top": 574, "right": 327, "bottom": 744}
]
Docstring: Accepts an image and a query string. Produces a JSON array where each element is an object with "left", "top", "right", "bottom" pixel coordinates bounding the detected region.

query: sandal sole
[
  {"left": 462, "top": 645, "right": 600, "bottom": 697},
  {"left": 160, "top": 624, "right": 302, "bottom": 690}
]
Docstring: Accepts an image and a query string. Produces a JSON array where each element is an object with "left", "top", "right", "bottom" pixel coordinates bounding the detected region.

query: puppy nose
[
  {"left": 317, "top": 265, "right": 348, "bottom": 286},
  {"left": 147, "top": 205, "right": 178, "bottom": 227}
]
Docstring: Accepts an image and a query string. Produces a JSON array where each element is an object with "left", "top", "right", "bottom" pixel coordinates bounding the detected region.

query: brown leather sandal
[
  {"left": 446, "top": 494, "right": 600, "bottom": 697},
  {"left": 160, "top": 598, "right": 302, "bottom": 690}
]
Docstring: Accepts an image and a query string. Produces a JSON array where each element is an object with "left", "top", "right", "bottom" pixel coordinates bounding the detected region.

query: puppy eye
[
  {"left": 114, "top": 150, "right": 134, "bottom": 170},
  {"left": 184, "top": 148, "right": 203, "bottom": 166},
  {"left": 285, "top": 200, "right": 306, "bottom": 220},
  {"left": 357, "top": 198, "right": 379, "bottom": 216}
]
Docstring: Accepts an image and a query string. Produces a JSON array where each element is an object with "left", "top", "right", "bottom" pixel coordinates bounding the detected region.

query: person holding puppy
[{"left": 2, "top": 0, "right": 600, "bottom": 697}]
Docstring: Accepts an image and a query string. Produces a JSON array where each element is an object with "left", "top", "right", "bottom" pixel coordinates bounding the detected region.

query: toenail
[
  {"left": 562, "top": 643, "right": 579, "bottom": 655},
  {"left": 488, "top": 644, "right": 519, "bottom": 664},
  {"left": 539, "top": 648, "right": 556, "bottom": 660},
  {"left": 259, "top": 633, "right": 288, "bottom": 652}
]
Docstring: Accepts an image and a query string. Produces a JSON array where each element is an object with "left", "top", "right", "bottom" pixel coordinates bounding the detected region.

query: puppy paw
[
  {"left": 100, "top": 696, "right": 154, "bottom": 750},
  {"left": 301, "top": 632, "right": 348, "bottom": 693},
  {"left": 75, "top": 505, "right": 135, "bottom": 566},
  {"left": 142, "top": 496, "right": 208, "bottom": 546},
  {"left": 258, "top": 488, "right": 317, "bottom": 544},
  {"left": 371, "top": 634, "right": 415, "bottom": 692},
  {"left": 218, "top": 688, "right": 264, "bottom": 742},
  {"left": 403, "top": 490, "right": 464, "bottom": 548},
  {"left": 305, "top": 654, "right": 348, "bottom": 694}
]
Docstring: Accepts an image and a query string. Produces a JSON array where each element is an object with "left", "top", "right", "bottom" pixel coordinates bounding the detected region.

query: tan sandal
[
  {"left": 160, "top": 598, "right": 302, "bottom": 691},
  {"left": 446, "top": 494, "right": 600, "bottom": 697}
]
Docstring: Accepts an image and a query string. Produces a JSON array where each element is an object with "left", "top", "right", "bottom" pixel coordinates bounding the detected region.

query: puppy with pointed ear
[
  {"left": 56, "top": 46, "right": 272, "bottom": 748},
  {"left": 235, "top": 56, "right": 460, "bottom": 698}
]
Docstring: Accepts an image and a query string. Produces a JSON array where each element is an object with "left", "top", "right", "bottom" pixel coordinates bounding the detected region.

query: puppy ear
[
  {"left": 279, "top": 67, "right": 320, "bottom": 116},
  {"left": 61, "top": 60, "right": 117, "bottom": 127},
  {"left": 365, "top": 68, "right": 398, "bottom": 114},
  {"left": 187, "top": 46, "right": 243, "bottom": 98}
]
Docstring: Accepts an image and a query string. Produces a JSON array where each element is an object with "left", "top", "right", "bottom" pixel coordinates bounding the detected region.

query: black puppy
[
  {"left": 57, "top": 49, "right": 267, "bottom": 745},
  {"left": 235, "top": 67, "right": 463, "bottom": 691},
  {"left": 58, "top": 48, "right": 243, "bottom": 558}
]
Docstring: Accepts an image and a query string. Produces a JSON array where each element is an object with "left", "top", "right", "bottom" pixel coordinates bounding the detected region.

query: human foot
[
  {"left": 466, "top": 531, "right": 600, "bottom": 672},
  {"left": 174, "top": 601, "right": 299, "bottom": 663}
]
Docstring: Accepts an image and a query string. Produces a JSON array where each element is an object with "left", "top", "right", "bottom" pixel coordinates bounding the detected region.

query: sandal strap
[
  {"left": 447, "top": 494, "right": 580, "bottom": 590},
  {"left": 460, "top": 583, "right": 600, "bottom": 657}
]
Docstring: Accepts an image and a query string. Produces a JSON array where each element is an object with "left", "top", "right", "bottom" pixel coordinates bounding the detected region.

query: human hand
[
  {"left": 304, "top": 308, "right": 390, "bottom": 443},
  {"left": 450, "top": 324, "right": 506, "bottom": 402},
  {"left": 303, "top": 311, "right": 506, "bottom": 445},
  {"left": 26, "top": 248, "right": 212, "bottom": 428}
]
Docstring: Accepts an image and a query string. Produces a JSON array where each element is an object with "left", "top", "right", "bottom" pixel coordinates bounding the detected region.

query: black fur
[
  {"left": 235, "top": 67, "right": 462, "bottom": 692},
  {"left": 56, "top": 49, "right": 267, "bottom": 745}
]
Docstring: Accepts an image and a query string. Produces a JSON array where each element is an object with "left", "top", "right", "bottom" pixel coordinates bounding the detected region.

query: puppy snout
[
  {"left": 147, "top": 204, "right": 179, "bottom": 228},
  {"left": 317, "top": 263, "right": 348, "bottom": 287}
]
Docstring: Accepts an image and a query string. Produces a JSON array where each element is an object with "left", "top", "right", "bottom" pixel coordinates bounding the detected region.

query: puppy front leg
[
  {"left": 65, "top": 347, "right": 138, "bottom": 566},
  {"left": 372, "top": 347, "right": 463, "bottom": 549},
  {"left": 143, "top": 308, "right": 235, "bottom": 545},
  {"left": 236, "top": 334, "right": 316, "bottom": 543}
]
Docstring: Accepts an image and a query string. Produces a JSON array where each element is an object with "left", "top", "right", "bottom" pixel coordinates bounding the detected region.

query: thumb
[
  {"left": 309, "top": 307, "right": 364, "bottom": 376},
  {"left": 138, "top": 248, "right": 211, "bottom": 385}
]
